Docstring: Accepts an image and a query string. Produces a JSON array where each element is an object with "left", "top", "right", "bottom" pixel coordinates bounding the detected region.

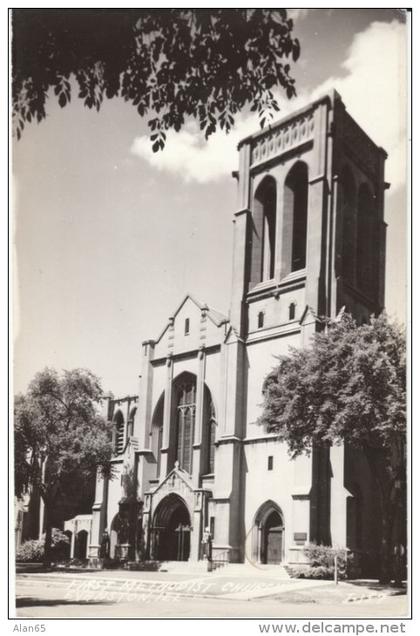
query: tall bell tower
[
  {"left": 230, "top": 89, "right": 387, "bottom": 343},
  {"left": 224, "top": 90, "right": 388, "bottom": 559}
]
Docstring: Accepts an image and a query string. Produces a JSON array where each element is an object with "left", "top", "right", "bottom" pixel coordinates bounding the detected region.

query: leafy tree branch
[{"left": 11, "top": 9, "right": 300, "bottom": 147}]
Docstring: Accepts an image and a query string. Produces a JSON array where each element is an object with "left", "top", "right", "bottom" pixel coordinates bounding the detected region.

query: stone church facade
[{"left": 84, "top": 90, "right": 387, "bottom": 571}]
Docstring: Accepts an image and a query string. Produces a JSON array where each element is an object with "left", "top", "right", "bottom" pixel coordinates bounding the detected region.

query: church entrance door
[
  {"left": 262, "top": 510, "right": 283, "bottom": 564},
  {"left": 152, "top": 495, "right": 191, "bottom": 561}
]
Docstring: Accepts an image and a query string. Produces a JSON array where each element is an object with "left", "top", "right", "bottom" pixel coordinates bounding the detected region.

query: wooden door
[{"left": 266, "top": 526, "right": 282, "bottom": 564}]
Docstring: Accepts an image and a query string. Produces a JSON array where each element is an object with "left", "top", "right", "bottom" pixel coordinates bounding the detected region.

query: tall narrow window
[
  {"left": 151, "top": 394, "right": 164, "bottom": 478},
  {"left": 156, "top": 424, "right": 163, "bottom": 476},
  {"left": 114, "top": 411, "right": 125, "bottom": 455},
  {"left": 207, "top": 401, "right": 217, "bottom": 474},
  {"left": 175, "top": 381, "right": 196, "bottom": 473},
  {"left": 288, "top": 303, "right": 296, "bottom": 320},
  {"left": 356, "top": 184, "right": 376, "bottom": 298},
  {"left": 184, "top": 318, "right": 190, "bottom": 335},
  {"left": 210, "top": 516, "right": 215, "bottom": 538},
  {"left": 341, "top": 166, "right": 357, "bottom": 284},
  {"left": 258, "top": 311, "right": 265, "bottom": 329},
  {"left": 128, "top": 407, "right": 136, "bottom": 438},
  {"left": 251, "top": 176, "right": 277, "bottom": 285},
  {"left": 283, "top": 162, "right": 308, "bottom": 274}
]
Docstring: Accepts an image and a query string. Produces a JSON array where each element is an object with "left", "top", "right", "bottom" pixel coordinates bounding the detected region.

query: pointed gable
[{"left": 153, "top": 294, "right": 229, "bottom": 360}]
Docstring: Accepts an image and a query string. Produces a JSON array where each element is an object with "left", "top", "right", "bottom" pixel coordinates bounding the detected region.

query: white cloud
[
  {"left": 130, "top": 117, "right": 258, "bottom": 184},
  {"left": 130, "top": 20, "right": 408, "bottom": 189},
  {"left": 311, "top": 20, "right": 408, "bottom": 189}
]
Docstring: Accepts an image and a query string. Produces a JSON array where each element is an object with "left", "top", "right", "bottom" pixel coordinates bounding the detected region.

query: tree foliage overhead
[
  {"left": 11, "top": 9, "right": 300, "bottom": 147},
  {"left": 14, "top": 367, "right": 113, "bottom": 559}
]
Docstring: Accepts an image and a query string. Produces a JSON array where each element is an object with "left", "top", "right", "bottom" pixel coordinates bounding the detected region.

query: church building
[{"left": 84, "top": 90, "right": 387, "bottom": 571}]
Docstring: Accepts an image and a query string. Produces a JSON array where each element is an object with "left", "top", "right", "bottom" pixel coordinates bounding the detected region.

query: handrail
[{"left": 209, "top": 548, "right": 229, "bottom": 572}]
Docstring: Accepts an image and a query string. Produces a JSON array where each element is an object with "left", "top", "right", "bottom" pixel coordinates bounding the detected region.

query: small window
[
  {"left": 210, "top": 516, "right": 215, "bottom": 538},
  {"left": 185, "top": 318, "right": 190, "bottom": 335},
  {"left": 268, "top": 456, "right": 273, "bottom": 471},
  {"left": 258, "top": 311, "right": 264, "bottom": 329},
  {"left": 289, "top": 303, "right": 296, "bottom": 321}
]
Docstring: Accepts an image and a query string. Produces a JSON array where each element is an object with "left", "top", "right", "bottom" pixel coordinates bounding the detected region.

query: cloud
[
  {"left": 130, "top": 20, "right": 408, "bottom": 189},
  {"left": 311, "top": 20, "right": 408, "bottom": 189},
  {"left": 130, "top": 117, "right": 258, "bottom": 184}
]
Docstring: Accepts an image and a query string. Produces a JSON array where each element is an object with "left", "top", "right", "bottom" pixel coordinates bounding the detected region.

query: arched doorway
[
  {"left": 63, "top": 530, "right": 72, "bottom": 559},
  {"left": 253, "top": 501, "right": 285, "bottom": 565},
  {"left": 152, "top": 494, "right": 191, "bottom": 561},
  {"left": 262, "top": 510, "right": 283, "bottom": 564},
  {"left": 75, "top": 529, "right": 88, "bottom": 560}
]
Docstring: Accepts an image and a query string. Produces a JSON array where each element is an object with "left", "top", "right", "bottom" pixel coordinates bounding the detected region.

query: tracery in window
[
  {"left": 207, "top": 400, "right": 217, "bottom": 474},
  {"left": 175, "top": 381, "right": 196, "bottom": 473}
]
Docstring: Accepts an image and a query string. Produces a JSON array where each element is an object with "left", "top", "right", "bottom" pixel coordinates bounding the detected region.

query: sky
[{"left": 12, "top": 8, "right": 409, "bottom": 398}]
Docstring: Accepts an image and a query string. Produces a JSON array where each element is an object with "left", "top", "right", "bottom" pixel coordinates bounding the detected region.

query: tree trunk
[{"left": 43, "top": 502, "right": 53, "bottom": 566}]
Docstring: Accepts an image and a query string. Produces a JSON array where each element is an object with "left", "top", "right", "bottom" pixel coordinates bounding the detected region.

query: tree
[
  {"left": 259, "top": 313, "right": 406, "bottom": 583},
  {"left": 14, "top": 367, "right": 114, "bottom": 563},
  {"left": 11, "top": 9, "right": 300, "bottom": 147}
]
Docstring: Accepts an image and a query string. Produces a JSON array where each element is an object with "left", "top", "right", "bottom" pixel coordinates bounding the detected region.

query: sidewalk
[{"left": 17, "top": 567, "right": 365, "bottom": 602}]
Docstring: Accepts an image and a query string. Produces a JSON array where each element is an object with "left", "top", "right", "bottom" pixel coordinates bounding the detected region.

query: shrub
[
  {"left": 290, "top": 565, "right": 335, "bottom": 579},
  {"left": 289, "top": 543, "right": 350, "bottom": 580},
  {"left": 16, "top": 539, "right": 44, "bottom": 562},
  {"left": 304, "top": 543, "right": 348, "bottom": 569},
  {"left": 16, "top": 528, "right": 70, "bottom": 563}
]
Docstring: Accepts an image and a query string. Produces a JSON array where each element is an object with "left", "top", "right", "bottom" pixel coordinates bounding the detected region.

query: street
[{"left": 14, "top": 569, "right": 409, "bottom": 619}]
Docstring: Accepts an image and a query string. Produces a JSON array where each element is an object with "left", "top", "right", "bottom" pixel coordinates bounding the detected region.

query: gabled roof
[
  {"left": 147, "top": 462, "right": 194, "bottom": 496},
  {"left": 155, "top": 293, "right": 229, "bottom": 344}
]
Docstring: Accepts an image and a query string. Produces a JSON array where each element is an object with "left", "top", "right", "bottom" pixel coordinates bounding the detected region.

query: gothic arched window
[
  {"left": 175, "top": 381, "right": 196, "bottom": 473},
  {"left": 127, "top": 407, "right": 136, "bottom": 438},
  {"left": 283, "top": 162, "right": 308, "bottom": 274},
  {"left": 251, "top": 176, "right": 277, "bottom": 285},
  {"left": 151, "top": 394, "right": 164, "bottom": 477},
  {"left": 113, "top": 411, "right": 125, "bottom": 455}
]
